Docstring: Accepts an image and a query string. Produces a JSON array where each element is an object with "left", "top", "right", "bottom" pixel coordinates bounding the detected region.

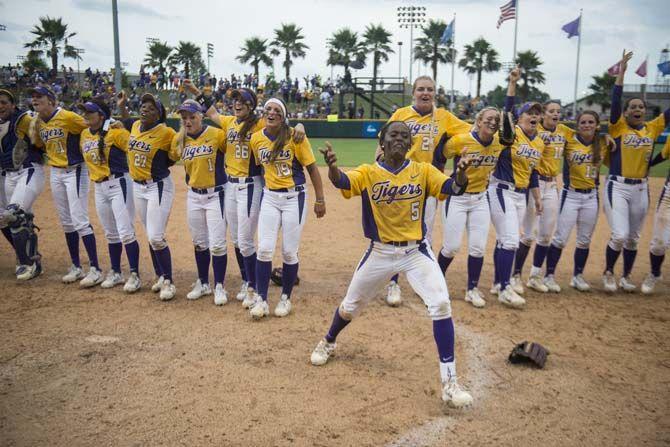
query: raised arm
[
  {"left": 183, "top": 79, "right": 220, "bottom": 122},
  {"left": 306, "top": 163, "right": 326, "bottom": 218},
  {"left": 611, "top": 50, "right": 633, "bottom": 124},
  {"left": 117, "top": 91, "right": 130, "bottom": 121},
  {"left": 505, "top": 66, "right": 521, "bottom": 114},
  {"left": 319, "top": 141, "right": 343, "bottom": 186}
]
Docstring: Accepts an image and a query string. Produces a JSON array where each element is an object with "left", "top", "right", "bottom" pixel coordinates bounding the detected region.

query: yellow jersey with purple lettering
[
  {"left": 335, "top": 160, "right": 453, "bottom": 242},
  {"left": 218, "top": 116, "right": 265, "bottom": 178},
  {"left": 171, "top": 125, "right": 227, "bottom": 188},
  {"left": 80, "top": 128, "right": 130, "bottom": 182},
  {"left": 388, "top": 106, "right": 471, "bottom": 163},
  {"left": 36, "top": 108, "right": 87, "bottom": 167},
  {"left": 537, "top": 123, "right": 573, "bottom": 177},
  {"left": 127, "top": 121, "right": 177, "bottom": 181},
  {"left": 492, "top": 126, "right": 544, "bottom": 189},
  {"left": 435, "top": 131, "right": 503, "bottom": 193},
  {"left": 250, "top": 129, "right": 315, "bottom": 190},
  {"left": 563, "top": 134, "right": 606, "bottom": 190},
  {"left": 608, "top": 115, "right": 666, "bottom": 179}
]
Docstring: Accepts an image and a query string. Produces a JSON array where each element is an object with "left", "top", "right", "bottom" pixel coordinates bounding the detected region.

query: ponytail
[
  {"left": 270, "top": 122, "right": 291, "bottom": 162},
  {"left": 238, "top": 112, "right": 260, "bottom": 143},
  {"left": 174, "top": 118, "right": 187, "bottom": 160}
]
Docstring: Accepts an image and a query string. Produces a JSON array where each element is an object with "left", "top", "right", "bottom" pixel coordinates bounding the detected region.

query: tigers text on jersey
[
  {"left": 608, "top": 115, "right": 667, "bottom": 178},
  {"left": 335, "top": 160, "right": 454, "bottom": 243},
  {"left": 562, "top": 134, "right": 606, "bottom": 190},
  {"left": 436, "top": 131, "right": 503, "bottom": 193},
  {"left": 80, "top": 127, "right": 130, "bottom": 182},
  {"left": 250, "top": 129, "right": 315, "bottom": 190},
  {"left": 37, "top": 108, "right": 87, "bottom": 167},
  {"left": 388, "top": 106, "right": 471, "bottom": 163},
  {"left": 492, "top": 126, "right": 543, "bottom": 189},
  {"left": 171, "top": 125, "right": 227, "bottom": 188},
  {"left": 218, "top": 116, "right": 264, "bottom": 178},
  {"left": 127, "top": 121, "right": 177, "bottom": 182},
  {"left": 538, "top": 123, "right": 573, "bottom": 177}
]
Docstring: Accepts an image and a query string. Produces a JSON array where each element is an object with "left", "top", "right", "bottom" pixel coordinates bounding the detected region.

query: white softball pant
[
  {"left": 224, "top": 176, "right": 262, "bottom": 257},
  {"left": 440, "top": 191, "right": 490, "bottom": 258},
  {"left": 650, "top": 181, "right": 670, "bottom": 256},
  {"left": 521, "top": 177, "right": 559, "bottom": 246},
  {"left": 187, "top": 186, "right": 227, "bottom": 256},
  {"left": 94, "top": 173, "right": 136, "bottom": 245},
  {"left": 134, "top": 176, "right": 174, "bottom": 250},
  {"left": 604, "top": 177, "right": 649, "bottom": 252},
  {"left": 551, "top": 188, "right": 599, "bottom": 249},
  {"left": 424, "top": 196, "right": 438, "bottom": 243},
  {"left": 339, "top": 241, "right": 451, "bottom": 320},
  {"left": 488, "top": 179, "right": 527, "bottom": 251},
  {"left": 257, "top": 187, "right": 307, "bottom": 265},
  {"left": 50, "top": 164, "right": 93, "bottom": 236},
  {"left": 0, "top": 164, "right": 45, "bottom": 213}
]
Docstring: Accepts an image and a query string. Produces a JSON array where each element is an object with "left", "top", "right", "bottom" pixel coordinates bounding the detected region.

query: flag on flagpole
[
  {"left": 607, "top": 62, "right": 620, "bottom": 76},
  {"left": 440, "top": 18, "right": 455, "bottom": 45},
  {"left": 635, "top": 60, "right": 648, "bottom": 77},
  {"left": 496, "top": 0, "right": 516, "bottom": 29},
  {"left": 659, "top": 60, "right": 670, "bottom": 76},
  {"left": 561, "top": 16, "right": 580, "bottom": 38}
]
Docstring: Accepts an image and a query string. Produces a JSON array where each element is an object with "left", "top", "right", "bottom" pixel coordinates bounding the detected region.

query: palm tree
[
  {"left": 270, "top": 23, "right": 309, "bottom": 81},
  {"left": 237, "top": 37, "right": 273, "bottom": 80},
  {"left": 144, "top": 41, "right": 172, "bottom": 80},
  {"left": 588, "top": 72, "right": 616, "bottom": 111},
  {"left": 413, "top": 19, "right": 454, "bottom": 82},
  {"left": 458, "top": 38, "right": 501, "bottom": 98},
  {"left": 24, "top": 16, "right": 77, "bottom": 77},
  {"left": 327, "top": 28, "right": 366, "bottom": 85},
  {"left": 23, "top": 50, "right": 49, "bottom": 74},
  {"left": 170, "top": 41, "right": 203, "bottom": 79},
  {"left": 363, "top": 24, "right": 394, "bottom": 88},
  {"left": 515, "top": 50, "right": 546, "bottom": 101}
]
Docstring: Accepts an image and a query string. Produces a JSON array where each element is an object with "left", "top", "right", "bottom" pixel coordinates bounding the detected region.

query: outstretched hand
[
  {"left": 116, "top": 90, "right": 127, "bottom": 108},
  {"left": 509, "top": 65, "right": 521, "bottom": 83},
  {"left": 454, "top": 151, "right": 470, "bottom": 186},
  {"left": 619, "top": 50, "right": 633, "bottom": 73},
  {"left": 319, "top": 141, "right": 337, "bottom": 168}
]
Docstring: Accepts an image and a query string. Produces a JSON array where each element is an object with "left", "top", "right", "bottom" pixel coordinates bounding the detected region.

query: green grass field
[{"left": 310, "top": 138, "right": 669, "bottom": 177}]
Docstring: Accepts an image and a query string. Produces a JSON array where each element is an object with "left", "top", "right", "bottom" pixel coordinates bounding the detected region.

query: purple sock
[
  {"left": 212, "top": 254, "right": 227, "bottom": 285},
  {"left": 65, "top": 231, "right": 81, "bottom": 267},
  {"left": 2, "top": 227, "right": 14, "bottom": 247},
  {"left": 605, "top": 245, "right": 620, "bottom": 273},
  {"left": 574, "top": 247, "right": 589, "bottom": 276},
  {"left": 125, "top": 241, "right": 140, "bottom": 273},
  {"left": 622, "top": 248, "right": 637, "bottom": 277},
  {"left": 282, "top": 262, "right": 299, "bottom": 298},
  {"left": 149, "top": 246, "right": 162, "bottom": 276},
  {"left": 533, "top": 244, "right": 549, "bottom": 269},
  {"left": 255, "top": 259, "right": 272, "bottom": 301},
  {"left": 325, "top": 307, "right": 350, "bottom": 343},
  {"left": 195, "top": 248, "right": 211, "bottom": 284},
  {"left": 545, "top": 245, "right": 562, "bottom": 276},
  {"left": 467, "top": 255, "right": 484, "bottom": 290},
  {"left": 493, "top": 245, "right": 500, "bottom": 285},
  {"left": 513, "top": 242, "right": 531, "bottom": 275},
  {"left": 499, "top": 248, "right": 515, "bottom": 288},
  {"left": 82, "top": 233, "right": 99, "bottom": 269},
  {"left": 234, "top": 246, "right": 247, "bottom": 282},
  {"left": 154, "top": 246, "right": 172, "bottom": 281},
  {"left": 650, "top": 253, "right": 665, "bottom": 277},
  {"left": 243, "top": 253, "right": 257, "bottom": 289},
  {"left": 437, "top": 252, "right": 453, "bottom": 275},
  {"left": 391, "top": 273, "right": 399, "bottom": 283},
  {"left": 108, "top": 242, "right": 122, "bottom": 273},
  {"left": 432, "top": 318, "right": 455, "bottom": 363}
]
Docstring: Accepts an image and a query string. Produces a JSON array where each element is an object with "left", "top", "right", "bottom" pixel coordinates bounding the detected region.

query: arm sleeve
[
  {"left": 504, "top": 95, "right": 515, "bottom": 114},
  {"left": 646, "top": 111, "right": 669, "bottom": 141},
  {"left": 122, "top": 118, "right": 137, "bottom": 132},
  {"left": 217, "top": 128, "right": 227, "bottom": 153},
  {"left": 249, "top": 135, "right": 261, "bottom": 166},
  {"left": 66, "top": 111, "right": 88, "bottom": 134},
  {"left": 650, "top": 139, "right": 670, "bottom": 166},
  {"left": 15, "top": 114, "right": 32, "bottom": 139},
  {"left": 295, "top": 137, "right": 316, "bottom": 166},
  {"left": 339, "top": 166, "right": 366, "bottom": 199},
  {"left": 610, "top": 85, "right": 623, "bottom": 124},
  {"left": 529, "top": 169, "right": 539, "bottom": 189},
  {"left": 444, "top": 112, "right": 472, "bottom": 136},
  {"left": 163, "top": 128, "right": 180, "bottom": 161},
  {"left": 432, "top": 133, "right": 449, "bottom": 168},
  {"left": 111, "top": 128, "right": 130, "bottom": 152}
]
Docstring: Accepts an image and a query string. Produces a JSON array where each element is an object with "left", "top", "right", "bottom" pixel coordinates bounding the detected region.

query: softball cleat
[
  {"left": 464, "top": 288, "right": 486, "bottom": 308},
  {"left": 641, "top": 273, "right": 660, "bottom": 295},
  {"left": 236, "top": 281, "right": 249, "bottom": 301},
  {"left": 242, "top": 288, "right": 258, "bottom": 308},
  {"left": 80, "top": 267, "right": 104, "bottom": 288},
  {"left": 498, "top": 285, "right": 525, "bottom": 309},
  {"left": 442, "top": 378, "right": 473, "bottom": 408},
  {"left": 62, "top": 265, "right": 84, "bottom": 283},
  {"left": 249, "top": 299, "right": 269, "bottom": 320},
  {"left": 570, "top": 274, "right": 591, "bottom": 292},
  {"left": 385, "top": 281, "right": 402, "bottom": 306},
  {"left": 159, "top": 279, "right": 176, "bottom": 301},
  {"left": 310, "top": 339, "right": 336, "bottom": 366},
  {"left": 602, "top": 272, "right": 617, "bottom": 293},
  {"left": 526, "top": 275, "right": 549, "bottom": 293},
  {"left": 274, "top": 294, "right": 292, "bottom": 317},
  {"left": 618, "top": 276, "right": 637, "bottom": 293},
  {"left": 186, "top": 279, "right": 211, "bottom": 300},
  {"left": 214, "top": 283, "right": 228, "bottom": 306},
  {"left": 543, "top": 275, "right": 561, "bottom": 293},
  {"left": 510, "top": 274, "right": 525, "bottom": 295},
  {"left": 489, "top": 283, "right": 501, "bottom": 295},
  {"left": 16, "top": 263, "right": 41, "bottom": 281},
  {"left": 101, "top": 271, "right": 124, "bottom": 289},
  {"left": 151, "top": 275, "right": 165, "bottom": 293},
  {"left": 123, "top": 272, "right": 141, "bottom": 293}
]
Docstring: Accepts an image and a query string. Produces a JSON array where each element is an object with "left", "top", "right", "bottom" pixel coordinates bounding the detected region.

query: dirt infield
[{"left": 1, "top": 168, "right": 669, "bottom": 446}]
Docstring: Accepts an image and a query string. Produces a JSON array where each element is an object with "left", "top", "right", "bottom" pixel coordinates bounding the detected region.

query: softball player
[
  {"left": 172, "top": 99, "right": 229, "bottom": 305},
  {"left": 516, "top": 101, "right": 572, "bottom": 293},
  {"left": 247, "top": 98, "right": 326, "bottom": 319},
  {"left": 379, "top": 76, "right": 471, "bottom": 306},
  {"left": 433, "top": 107, "right": 504, "bottom": 308},
  {"left": 642, "top": 138, "right": 670, "bottom": 294},
  {"left": 29, "top": 85, "right": 101, "bottom": 286},
  {"left": 311, "top": 122, "right": 473, "bottom": 409},
  {"left": 118, "top": 92, "right": 178, "bottom": 300},
  {"left": 78, "top": 98, "right": 141, "bottom": 293},
  {"left": 542, "top": 111, "right": 606, "bottom": 292},
  {"left": 602, "top": 50, "right": 669, "bottom": 293},
  {"left": 489, "top": 68, "right": 543, "bottom": 308},
  {"left": 0, "top": 89, "right": 45, "bottom": 280}
]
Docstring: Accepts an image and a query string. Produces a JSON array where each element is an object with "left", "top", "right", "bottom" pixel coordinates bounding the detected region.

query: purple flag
[{"left": 562, "top": 16, "right": 580, "bottom": 38}]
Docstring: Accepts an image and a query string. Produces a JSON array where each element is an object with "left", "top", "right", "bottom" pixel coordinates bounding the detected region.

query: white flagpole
[
  {"left": 450, "top": 13, "right": 456, "bottom": 110},
  {"left": 512, "top": 0, "right": 519, "bottom": 62},
  {"left": 572, "top": 9, "right": 583, "bottom": 119},
  {"left": 643, "top": 54, "right": 648, "bottom": 102}
]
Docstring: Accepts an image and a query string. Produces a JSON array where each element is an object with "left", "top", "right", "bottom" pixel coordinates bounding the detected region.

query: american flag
[{"left": 497, "top": 0, "right": 517, "bottom": 29}]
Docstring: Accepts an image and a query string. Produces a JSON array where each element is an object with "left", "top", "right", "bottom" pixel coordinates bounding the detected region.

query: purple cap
[
  {"left": 140, "top": 93, "right": 166, "bottom": 122},
  {"left": 177, "top": 100, "right": 203, "bottom": 114},
  {"left": 516, "top": 101, "right": 542, "bottom": 117},
  {"left": 27, "top": 85, "right": 56, "bottom": 100},
  {"left": 77, "top": 101, "right": 110, "bottom": 120},
  {"left": 231, "top": 88, "right": 258, "bottom": 110}
]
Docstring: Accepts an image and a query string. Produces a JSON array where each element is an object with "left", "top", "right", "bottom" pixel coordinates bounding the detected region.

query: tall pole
[
  {"left": 512, "top": 0, "right": 520, "bottom": 62},
  {"left": 572, "top": 9, "right": 582, "bottom": 119},
  {"left": 112, "top": 0, "right": 122, "bottom": 91},
  {"left": 398, "top": 41, "right": 402, "bottom": 80},
  {"left": 450, "top": 14, "right": 456, "bottom": 111},
  {"left": 409, "top": 24, "right": 414, "bottom": 86}
]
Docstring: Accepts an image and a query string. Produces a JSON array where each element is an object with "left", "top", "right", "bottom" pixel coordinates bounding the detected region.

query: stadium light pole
[
  {"left": 74, "top": 48, "right": 85, "bottom": 86},
  {"left": 112, "top": 0, "right": 122, "bottom": 91},
  {"left": 0, "top": 25, "right": 6, "bottom": 31},
  {"left": 206, "top": 43, "right": 214, "bottom": 74},
  {"left": 397, "top": 5, "right": 426, "bottom": 86}
]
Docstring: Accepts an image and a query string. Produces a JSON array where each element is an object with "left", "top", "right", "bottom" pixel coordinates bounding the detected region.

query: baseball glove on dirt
[
  {"left": 270, "top": 267, "right": 300, "bottom": 287},
  {"left": 508, "top": 341, "right": 549, "bottom": 368}
]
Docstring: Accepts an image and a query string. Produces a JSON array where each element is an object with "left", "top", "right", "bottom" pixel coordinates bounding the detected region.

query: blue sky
[{"left": 1, "top": 0, "right": 667, "bottom": 102}]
